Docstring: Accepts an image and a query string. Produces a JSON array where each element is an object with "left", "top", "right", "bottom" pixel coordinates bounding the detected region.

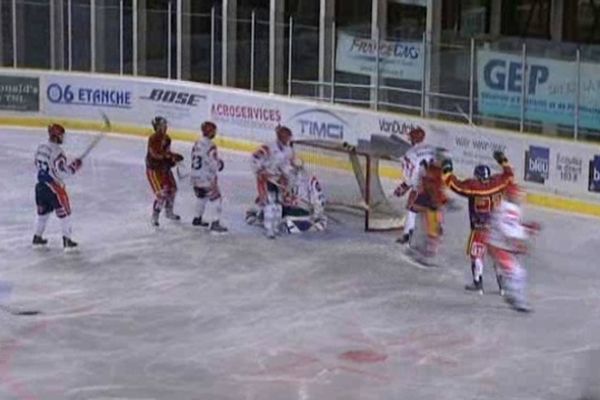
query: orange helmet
[{"left": 409, "top": 127, "right": 425, "bottom": 145}]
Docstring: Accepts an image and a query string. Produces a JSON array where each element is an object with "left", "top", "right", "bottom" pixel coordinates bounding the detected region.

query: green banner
[{"left": 0, "top": 75, "right": 39, "bottom": 112}]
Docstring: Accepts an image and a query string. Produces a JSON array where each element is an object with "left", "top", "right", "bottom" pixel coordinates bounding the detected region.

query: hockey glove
[
  {"left": 394, "top": 182, "right": 410, "bottom": 197},
  {"left": 493, "top": 150, "right": 508, "bottom": 165},
  {"left": 441, "top": 158, "right": 453, "bottom": 174},
  {"left": 524, "top": 221, "right": 541, "bottom": 233},
  {"left": 170, "top": 153, "right": 184, "bottom": 163},
  {"left": 69, "top": 158, "right": 83, "bottom": 173}
]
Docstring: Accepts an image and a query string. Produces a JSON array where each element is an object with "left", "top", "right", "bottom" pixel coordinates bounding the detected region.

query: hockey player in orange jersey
[
  {"left": 407, "top": 148, "right": 450, "bottom": 266},
  {"left": 443, "top": 151, "right": 514, "bottom": 294},
  {"left": 145, "top": 116, "right": 184, "bottom": 227}
]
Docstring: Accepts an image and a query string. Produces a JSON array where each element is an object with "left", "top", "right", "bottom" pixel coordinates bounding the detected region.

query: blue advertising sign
[
  {"left": 477, "top": 49, "right": 600, "bottom": 131},
  {"left": 524, "top": 145, "right": 550, "bottom": 184},
  {"left": 589, "top": 155, "right": 600, "bottom": 193}
]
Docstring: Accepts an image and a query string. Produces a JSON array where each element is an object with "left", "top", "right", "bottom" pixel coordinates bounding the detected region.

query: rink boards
[{"left": 1, "top": 68, "right": 599, "bottom": 217}]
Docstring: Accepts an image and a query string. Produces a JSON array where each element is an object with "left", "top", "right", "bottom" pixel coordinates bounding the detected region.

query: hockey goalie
[{"left": 280, "top": 157, "right": 328, "bottom": 234}]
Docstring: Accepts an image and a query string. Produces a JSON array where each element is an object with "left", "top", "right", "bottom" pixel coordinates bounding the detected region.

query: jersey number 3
[{"left": 191, "top": 156, "right": 203, "bottom": 170}]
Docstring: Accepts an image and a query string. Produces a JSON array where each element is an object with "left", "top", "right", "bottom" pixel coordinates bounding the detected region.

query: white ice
[{"left": 0, "top": 127, "right": 599, "bottom": 400}]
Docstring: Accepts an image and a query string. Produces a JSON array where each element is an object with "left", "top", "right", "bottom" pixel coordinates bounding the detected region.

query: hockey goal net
[{"left": 293, "top": 139, "right": 405, "bottom": 231}]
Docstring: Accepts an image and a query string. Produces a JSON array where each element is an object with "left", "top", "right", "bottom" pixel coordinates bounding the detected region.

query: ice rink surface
[{"left": 1, "top": 127, "right": 599, "bottom": 400}]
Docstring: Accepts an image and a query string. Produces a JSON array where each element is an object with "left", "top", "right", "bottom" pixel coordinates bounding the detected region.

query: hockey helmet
[
  {"left": 48, "top": 123, "right": 66, "bottom": 144},
  {"left": 151, "top": 116, "right": 168, "bottom": 132},
  {"left": 431, "top": 147, "right": 450, "bottom": 166},
  {"left": 408, "top": 127, "right": 425, "bottom": 145},
  {"left": 276, "top": 125, "right": 293, "bottom": 145},
  {"left": 474, "top": 164, "right": 491, "bottom": 181},
  {"left": 201, "top": 121, "right": 217, "bottom": 138},
  {"left": 290, "top": 156, "right": 305, "bottom": 174}
]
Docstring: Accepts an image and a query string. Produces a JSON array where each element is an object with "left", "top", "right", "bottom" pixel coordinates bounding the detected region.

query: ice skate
[
  {"left": 165, "top": 209, "right": 181, "bottom": 221},
  {"left": 409, "top": 247, "right": 437, "bottom": 268},
  {"left": 63, "top": 236, "right": 78, "bottom": 252},
  {"left": 192, "top": 217, "right": 209, "bottom": 227},
  {"left": 465, "top": 279, "right": 484, "bottom": 295},
  {"left": 265, "top": 226, "right": 276, "bottom": 239},
  {"left": 32, "top": 235, "right": 48, "bottom": 247},
  {"left": 151, "top": 210, "right": 160, "bottom": 227},
  {"left": 496, "top": 275, "right": 505, "bottom": 296},
  {"left": 416, "top": 254, "right": 437, "bottom": 268},
  {"left": 245, "top": 209, "right": 262, "bottom": 225},
  {"left": 209, "top": 221, "right": 228, "bottom": 235},
  {"left": 505, "top": 295, "right": 532, "bottom": 313},
  {"left": 396, "top": 230, "right": 412, "bottom": 245}
]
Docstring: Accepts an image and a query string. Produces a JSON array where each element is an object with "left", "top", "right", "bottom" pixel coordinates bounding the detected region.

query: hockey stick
[
  {"left": 78, "top": 112, "right": 111, "bottom": 160},
  {"left": 0, "top": 304, "right": 42, "bottom": 316},
  {"left": 455, "top": 103, "right": 488, "bottom": 154}
]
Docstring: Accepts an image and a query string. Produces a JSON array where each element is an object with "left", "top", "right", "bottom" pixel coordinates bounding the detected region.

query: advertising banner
[
  {"left": 284, "top": 107, "right": 354, "bottom": 142},
  {"left": 0, "top": 75, "right": 39, "bottom": 112},
  {"left": 335, "top": 31, "right": 424, "bottom": 82},
  {"left": 42, "top": 74, "right": 209, "bottom": 129},
  {"left": 1, "top": 67, "right": 599, "bottom": 207},
  {"left": 44, "top": 74, "right": 135, "bottom": 122},
  {"left": 589, "top": 155, "right": 600, "bottom": 194},
  {"left": 138, "top": 83, "right": 208, "bottom": 129},
  {"left": 477, "top": 49, "right": 600, "bottom": 131}
]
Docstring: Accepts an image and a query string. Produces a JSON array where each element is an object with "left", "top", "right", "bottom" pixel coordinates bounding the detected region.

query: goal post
[{"left": 293, "top": 138, "right": 406, "bottom": 231}]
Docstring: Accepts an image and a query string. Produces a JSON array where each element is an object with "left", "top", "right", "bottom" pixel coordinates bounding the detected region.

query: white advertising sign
[
  {"left": 335, "top": 31, "right": 424, "bottom": 82},
  {"left": 0, "top": 68, "right": 599, "bottom": 206},
  {"left": 209, "top": 90, "right": 283, "bottom": 142}
]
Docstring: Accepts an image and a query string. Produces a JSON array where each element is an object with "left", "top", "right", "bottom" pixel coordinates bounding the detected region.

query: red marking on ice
[
  {"left": 333, "top": 365, "right": 391, "bottom": 383},
  {"left": 246, "top": 349, "right": 393, "bottom": 384},
  {"left": 339, "top": 349, "right": 388, "bottom": 364},
  {"left": 260, "top": 352, "right": 320, "bottom": 375},
  {"left": 0, "top": 321, "right": 49, "bottom": 400}
]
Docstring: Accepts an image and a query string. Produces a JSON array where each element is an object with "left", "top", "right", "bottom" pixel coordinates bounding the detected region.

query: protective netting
[{"left": 293, "top": 139, "right": 405, "bottom": 231}]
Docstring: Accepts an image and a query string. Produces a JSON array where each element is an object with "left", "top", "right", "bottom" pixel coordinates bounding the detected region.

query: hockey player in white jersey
[
  {"left": 280, "top": 157, "right": 327, "bottom": 233},
  {"left": 247, "top": 125, "right": 295, "bottom": 239},
  {"left": 33, "top": 123, "right": 82, "bottom": 250},
  {"left": 486, "top": 183, "right": 540, "bottom": 312},
  {"left": 393, "top": 127, "right": 436, "bottom": 244},
  {"left": 190, "top": 121, "right": 227, "bottom": 234}
]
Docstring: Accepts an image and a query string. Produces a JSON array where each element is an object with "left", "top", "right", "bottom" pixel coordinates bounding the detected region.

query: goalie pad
[{"left": 281, "top": 206, "right": 327, "bottom": 233}]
